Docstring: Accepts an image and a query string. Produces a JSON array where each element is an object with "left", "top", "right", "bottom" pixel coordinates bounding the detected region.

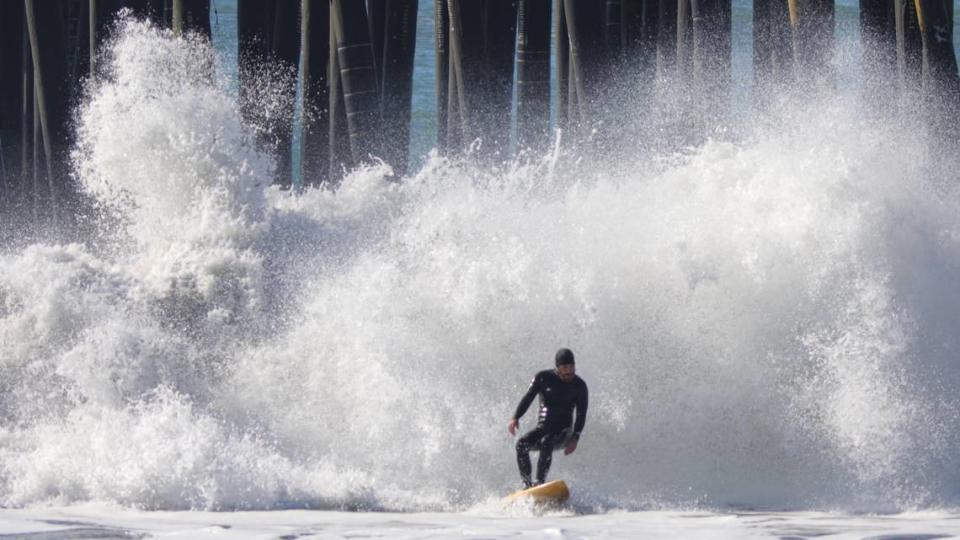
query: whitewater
[{"left": 3, "top": 13, "right": 960, "bottom": 539}]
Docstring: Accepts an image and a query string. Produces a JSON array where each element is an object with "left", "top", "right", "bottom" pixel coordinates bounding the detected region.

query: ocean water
[{"left": 3, "top": 3, "right": 960, "bottom": 539}]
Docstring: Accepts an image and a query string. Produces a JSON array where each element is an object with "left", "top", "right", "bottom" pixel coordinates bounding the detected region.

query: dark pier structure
[{"left": 1, "top": 1, "right": 958, "bottom": 221}]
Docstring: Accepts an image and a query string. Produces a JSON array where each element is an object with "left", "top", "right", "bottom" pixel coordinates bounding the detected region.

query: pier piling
[
  {"left": 554, "top": 0, "right": 569, "bottom": 133},
  {"left": 915, "top": 0, "right": 960, "bottom": 102},
  {"left": 443, "top": 0, "right": 468, "bottom": 150},
  {"left": 0, "top": 1, "right": 26, "bottom": 204},
  {"left": 456, "top": 0, "right": 518, "bottom": 158},
  {"left": 621, "top": 0, "right": 654, "bottom": 75},
  {"left": 238, "top": 0, "right": 299, "bottom": 187},
  {"left": 561, "top": 0, "right": 589, "bottom": 126},
  {"left": 753, "top": 0, "right": 794, "bottom": 105},
  {"left": 328, "top": 10, "right": 351, "bottom": 181},
  {"left": 517, "top": 0, "right": 552, "bottom": 151},
  {"left": 860, "top": 0, "right": 896, "bottom": 105},
  {"left": 895, "top": 0, "right": 925, "bottom": 96},
  {"left": 24, "top": 0, "right": 71, "bottom": 218},
  {"left": 1, "top": 0, "right": 959, "bottom": 217},
  {"left": 332, "top": 0, "right": 382, "bottom": 164},
  {"left": 271, "top": 0, "right": 300, "bottom": 187},
  {"left": 691, "top": 0, "right": 732, "bottom": 115},
  {"left": 433, "top": 0, "right": 449, "bottom": 151},
  {"left": 788, "top": 0, "right": 835, "bottom": 85},
  {"left": 171, "top": 0, "right": 211, "bottom": 37},
  {"left": 300, "top": 0, "right": 330, "bottom": 188},
  {"left": 657, "top": 0, "right": 679, "bottom": 75},
  {"left": 373, "top": 0, "right": 418, "bottom": 176}
]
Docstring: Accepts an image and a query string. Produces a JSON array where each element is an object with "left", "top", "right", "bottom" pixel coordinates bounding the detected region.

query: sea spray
[{"left": 2, "top": 18, "right": 960, "bottom": 512}]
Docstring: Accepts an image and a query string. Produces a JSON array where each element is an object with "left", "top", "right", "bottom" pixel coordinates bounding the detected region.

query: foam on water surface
[
  {"left": 3, "top": 18, "right": 960, "bottom": 513},
  {"left": 3, "top": 505, "right": 960, "bottom": 540}
]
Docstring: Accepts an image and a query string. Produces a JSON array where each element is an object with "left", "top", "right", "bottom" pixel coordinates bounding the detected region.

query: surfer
[{"left": 508, "top": 348, "right": 588, "bottom": 488}]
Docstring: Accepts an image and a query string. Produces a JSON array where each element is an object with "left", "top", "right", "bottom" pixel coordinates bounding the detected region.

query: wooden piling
[
  {"left": 911, "top": 0, "right": 960, "bottom": 143},
  {"left": 860, "top": 4, "right": 896, "bottom": 72},
  {"left": 171, "top": 0, "right": 210, "bottom": 37},
  {"left": 445, "top": 0, "right": 468, "bottom": 149},
  {"left": 606, "top": 0, "right": 623, "bottom": 57},
  {"left": 434, "top": 0, "right": 449, "bottom": 150},
  {"left": 125, "top": 0, "right": 167, "bottom": 23},
  {"left": 329, "top": 11, "right": 351, "bottom": 181},
  {"left": 440, "top": 0, "right": 517, "bottom": 158},
  {"left": 300, "top": 0, "right": 330, "bottom": 188},
  {"left": 895, "top": 0, "right": 924, "bottom": 94},
  {"left": 621, "top": 0, "right": 658, "bottom": 80},
  {"left": 90, "top": 0, "right": 97, "bottom": 74},
  {"left": 753, "top": 0, "right": 794, "bottom": 104},
  {"left": 32, "top": 76, "right": 40, "bottom": 220},
  {"left": 0, "top": 1, "right": 25, "bottom": 201},
  {"left": 657, "top": 0, "right": 678, "bottom": 75},
  {"left": 677, "top": 0, "right": 693, "bottom": 77},
  {"left": 368, "top": 1, "right": 387, "bottom": 79},
  {"left": 331, "top": 0, "right": 382, "bottom": 163},
  {"left": 859, "top": 0, "right": 896, "bottom": 110},
  {"left": 487, "top": 1, "right": 520, "bottom": 155},
  {"left": 517, "top": 0, "right": 552, "bottom": 151},
  {"left": 572, "top": 1, "right": 607, "bottom": 100},
  {"left": 24, "top": 0, "right": 70, "bottom": 216},
  {"left": 89, "top": 0, "right": 125, "bottom": 77},
  {"left": 237, "top": 0, "right": 298, "bottom": 187},
  {"left": 555, "top": 0, "right": 569, "bottom": 132},
  {"left": 562, "top": 0, "right": 588, "bottom": 124},
  {"left": 22, "top": 18, "right": 33, "bottom": 206},
  {"left": 67, "top": 1, "right": 92, "bottom": 98},
  {"left": 914, "top": 0, "right": 960, "bottom": 102},
  {"left": 787, "top": 0, "right": 834, "bottom": 84},
  {"left": 172, "top": 0, "right": 184, "bottom": 34},
  {"left": 23, "top": 0, "right": 52, "bottom": 208},
  {"left": 560, "top": 0, "right": 608, "bottom": 139},
  {"left": 473, "top": 0, "right": 519, "bottom": 158},
  {"left": 691, "top": 0, "right": 732, "bottom": 98},
  {"left": 272, "top": 0, "right": 299, "bottom": 187},
  {"left": 860, "top": 1, "right": 896, "bottom": 67},
  {"left": 238, "top": 0, "right": 272, "bottom": 123},
  {"left": 374, "top": 0, "right": 419, "bottom": 176}
]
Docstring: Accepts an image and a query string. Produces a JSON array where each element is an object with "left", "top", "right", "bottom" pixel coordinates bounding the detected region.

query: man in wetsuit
[{"left": 508, "top": 348, "right": 588, "bottom": 488}]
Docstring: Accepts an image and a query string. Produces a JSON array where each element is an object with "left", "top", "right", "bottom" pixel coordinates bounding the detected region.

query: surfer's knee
[{"left": 516, "top": 438, "right": 530, "bottom": 453}]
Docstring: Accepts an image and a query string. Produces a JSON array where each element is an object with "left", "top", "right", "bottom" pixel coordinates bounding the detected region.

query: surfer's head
[{"left": 555, "top": 348, "right": 576, "bottom": 382}]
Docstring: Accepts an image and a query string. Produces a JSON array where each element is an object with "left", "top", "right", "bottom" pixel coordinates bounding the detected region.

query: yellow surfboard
[{"left": 504, "top": 480, "right": 570, "bottom": 504}]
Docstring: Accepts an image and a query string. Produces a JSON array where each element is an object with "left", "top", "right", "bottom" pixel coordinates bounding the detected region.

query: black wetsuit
[{"left": 513, "top": 369, "right": 588, "bottom": 487}]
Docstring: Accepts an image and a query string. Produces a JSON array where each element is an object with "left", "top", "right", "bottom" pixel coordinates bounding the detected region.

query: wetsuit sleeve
[
  {"left": 573, "top": 382, "right": 588, "bottom": 437},
  {"left": 513, "top": 374, "right": 541, "bottom": 420}
]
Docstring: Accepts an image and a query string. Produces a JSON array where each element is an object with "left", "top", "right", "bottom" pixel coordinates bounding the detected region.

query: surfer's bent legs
[{"left": 516, "top": 427, "right": 561, "bottom": 487}]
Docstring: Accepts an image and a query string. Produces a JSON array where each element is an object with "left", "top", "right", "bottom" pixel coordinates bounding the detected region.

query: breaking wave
[{"left": 2, "top": 17, "right": 960, "bottom": 512}]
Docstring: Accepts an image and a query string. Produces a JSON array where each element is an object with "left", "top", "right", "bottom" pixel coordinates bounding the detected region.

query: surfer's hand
[
  {"left": 508, "top": 418, "right": 519, "bottom": 436},
  {"left": 563, "top": 438, "right": 578, "bottom": 455}
]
